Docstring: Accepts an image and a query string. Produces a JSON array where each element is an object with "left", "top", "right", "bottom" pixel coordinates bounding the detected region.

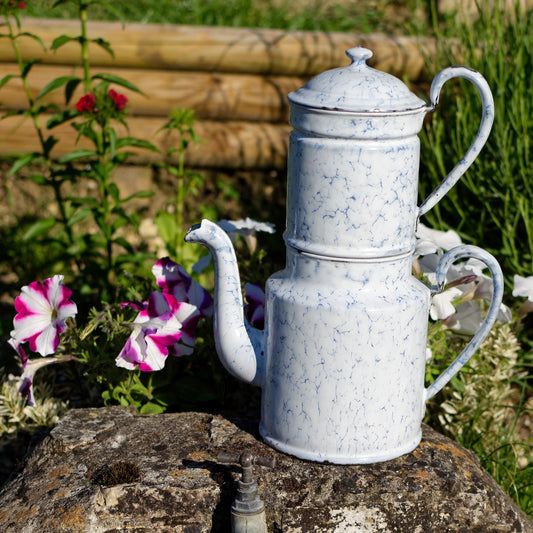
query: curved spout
[{"left": 185, "top": 219, "right": 264, "bottom": 387}]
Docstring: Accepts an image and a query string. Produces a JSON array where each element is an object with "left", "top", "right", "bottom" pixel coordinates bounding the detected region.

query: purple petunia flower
[
  {"left": 152, "top": 257, "right": 213, "bottom": 317},
  {"left": 244, "top": 282, "right": 265, "bottom": 330}
]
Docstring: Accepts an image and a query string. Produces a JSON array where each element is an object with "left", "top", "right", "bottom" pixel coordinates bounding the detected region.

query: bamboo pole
[
  {"left": 0, "top": 63, "right": 305, "bottom": 122},
  {"left": 0, "top": 113, "right": 291, "bottom": 170},
  {"left": 0, "top": 18, "right": 437, "bottom": 80}
]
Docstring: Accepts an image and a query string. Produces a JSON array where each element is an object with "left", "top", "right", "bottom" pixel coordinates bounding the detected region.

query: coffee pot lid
[{"left": 288, "top": 47, "right": 426, "bottom": 113}]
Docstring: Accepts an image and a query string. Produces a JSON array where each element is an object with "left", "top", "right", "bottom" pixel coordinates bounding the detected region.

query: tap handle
[
  {"left": 218, "top": 451, "right": 276, "bottom": 469},
  {"left": 218, "top": 450, "right": 276, "bottom": 488},
  {"left": 218, "top": 450, "right": 275, "bottom": 516}
]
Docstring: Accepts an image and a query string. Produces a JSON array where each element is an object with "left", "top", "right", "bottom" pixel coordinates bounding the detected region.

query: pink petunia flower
[
  {"left": 9, "top": 275, "right": 77, "bottom": 357},
  {"left": 109, "top": 88, "right": 127, "bottom": 111},
  {"left": 152, "top": 257, "right": 213, "bottom": 317},
  {"left": 75, "top": 93, "right": 96, "bottom": 113}
]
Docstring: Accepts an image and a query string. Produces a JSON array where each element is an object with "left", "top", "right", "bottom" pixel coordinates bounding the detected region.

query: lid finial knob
[{"left": 346, "top": 47, "right": 373, "bottom": 66}]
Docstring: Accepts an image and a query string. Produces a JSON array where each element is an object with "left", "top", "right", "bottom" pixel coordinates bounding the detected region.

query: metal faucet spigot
[{"left": 218, "top": 451, "right": 276, "bottom": 533}]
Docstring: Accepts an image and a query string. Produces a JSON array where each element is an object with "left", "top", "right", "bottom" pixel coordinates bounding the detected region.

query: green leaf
[
  {"left": 64, "top": 77, "right": 82, "bottom": 104},
  {"left": 9, "top": 153, "right": 36, "bottom": 176},
  {"left": 58, "top": 149, "right": 97, "bottom": 163},
  {"left": 112, "top": 152, "right": 130, "bottom": 164},
  {"left": 23, "top": 217, "right": 57, "bottom": 240},
  {"left": 42, "top": 135, "right": 59, "bottom": 157},
  {"left": 66, "top": 208, "right": 93, "bottom": 226},
  {"left": 67, "top": 196, "right": 99, "bottom": 208},
  {"left": 91, "top": 73, "right": 144, "bottom": 95},
  {"left": 118, "top": 397, "right": 131, "bottom": 407},
  {"left": 91, "top": 37, "right": 114, "bottom": 57},
  {"left": 66, "top": 238, "right": 88, "bottom": 256},
  {"left": 108, "top": 182, "right": 120, "bottom": 202},
  {"left": 46, "top": 109, "right": 78, "bottom": 129},
  {"left": 108, "top": 127, "right": 117, "bottom": 158},
  {"left": 72, "top": 120, "right": 100, "bottom": 146},
  {"left": 21, "top": 59, "right": 39, "bottom": 79},
  {"left": 51, "top": 34, "right": 78, "bottom": 51},
  {"left": 37, "top": 76, "right": 81, "bottom": 101},
  {"left": 123, "top": 190, "right": 154, "bottom": 202},
  {"left": 15, "top": 33, "right": 45, "bottom": 51},
  {"left": 113, "top": 236, "right": 134, "bottom": 253},
  {"left": 24, "top": 174, "right": 48, "bottom": 185},
  {"left": 111, "top": 213, "right": 129, "bottom": 232},
  {"left": 0, "top": 74, "right": 18, "bottom": 91},
  {"left": 139, "top": 402, "right": 166, "bottom": 414},
  {"left": 116, "top": 137, "right": 159, "bottom": 152},
  {"left": 34, "top": 103, "right": 61, "bottom": 115},
  {"left": 1, "top": 109, "right": 26, "bottom": 119},
  {"left": 155, "top": 211, "right": 177, "bottom": 247}
]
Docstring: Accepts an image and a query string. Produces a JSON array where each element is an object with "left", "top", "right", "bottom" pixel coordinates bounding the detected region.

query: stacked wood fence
[{"left": 0, "top": 18, "right": 437, "bottom": 170}]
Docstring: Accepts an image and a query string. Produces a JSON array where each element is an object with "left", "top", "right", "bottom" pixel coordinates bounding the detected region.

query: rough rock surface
[{"left": 0, "top": 406, "right": 531, "bottom": 532}]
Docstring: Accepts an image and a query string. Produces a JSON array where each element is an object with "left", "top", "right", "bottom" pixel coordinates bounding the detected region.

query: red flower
[
  {"left": 7, "top": 0, "right": 25, "bottom": 7},
  {"left": 109, "top": 89, "right": 127, "bottom": 111},
  {"left": 75, "top": 94, "right": 96, "bottom": 113}
]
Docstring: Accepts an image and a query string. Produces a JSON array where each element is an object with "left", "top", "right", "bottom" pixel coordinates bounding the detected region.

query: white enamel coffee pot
[{"left": 185, "top": 48, "right": 503, "bottom": 464}]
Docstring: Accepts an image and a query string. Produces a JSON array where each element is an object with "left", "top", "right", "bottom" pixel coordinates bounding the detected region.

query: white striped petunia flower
[
  {"left": 152, "top": 257, "right": 213, "bottom": 318},
  {"left": 116, "top": 290, "right": 200, "bottom": 371},
  {"left": 8, "top": 275, "right": 77, "bottom": 357}
]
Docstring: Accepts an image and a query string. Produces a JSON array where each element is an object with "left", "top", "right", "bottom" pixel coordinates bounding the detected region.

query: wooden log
[
  {"left": 0, "top": 18, "right": 437, "bottom": 80},
  {"left": 0, "top": 63, "right": 305, "bottom": 122},
  {"left": 0, "top": 113, "right": 291, "bottom": 170}
]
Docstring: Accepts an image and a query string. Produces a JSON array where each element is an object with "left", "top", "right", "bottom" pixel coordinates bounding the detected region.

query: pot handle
[
  {"left": 418, "top": 67, "right": 494, "bottom": 218},
  {"left": 425, "top": 245, "right": 503, "bottom": 401}
]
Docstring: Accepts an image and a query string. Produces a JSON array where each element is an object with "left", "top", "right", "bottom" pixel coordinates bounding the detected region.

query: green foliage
[
  {"left": 1, "top": 0, "right": 160, "bottom": 306},
  {"left": 64, "top": 302, "right": 257, "bottom": 415},
  {"left": 0, "top": 370, "right": 68, "bottom": 437},
  {"left": 426, "top": 321, "right": 533, "bottom": 516},
  {"left": 418, "top": 11, "right": 533, "bottom": 514},
  {"left": 22, "top": 0, "right": 412, "bottom": 33},
  {"left": 154, "top": 108, "right": 207, "bottom": 270},
  {"left": 419, "top": 0, "right": 533, "bottom": 285}
]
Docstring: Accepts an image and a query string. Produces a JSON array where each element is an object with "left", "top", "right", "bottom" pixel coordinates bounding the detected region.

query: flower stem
[
  {"left": 4, "top": 13, "right": 78, "bottom": 252},
  {"left": 79, "top": 5, "right": 92, "bottom": 92},
  {"left": 5, "top": 15, "right": 46, "bottom": 151},
  {"left": 175, "top": 149, "right": 186, "bottom": 259}
]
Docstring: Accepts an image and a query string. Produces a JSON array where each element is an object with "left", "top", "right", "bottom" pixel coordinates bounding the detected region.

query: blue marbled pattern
[
  {"left": 285, "top": 133, "right": 420, "bottom": 258},
  {"left": 260, "top": 248, "right": 430, "bottom": 463}
]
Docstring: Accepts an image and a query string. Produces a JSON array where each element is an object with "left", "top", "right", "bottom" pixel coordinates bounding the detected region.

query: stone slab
[{"left": 0, "top": 406, "right": 531, "bottom": 532}]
